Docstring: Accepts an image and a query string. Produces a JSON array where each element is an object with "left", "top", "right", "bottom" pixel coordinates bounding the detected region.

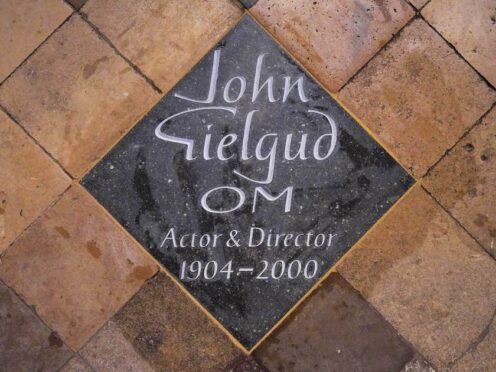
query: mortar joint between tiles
[
  {"left": 418, "top": 12, "right": 496, "bottom": 92},
  {"left": 423, "top": 101, "right": 496, "bottom": 179},
  {"left": 77, "top": 11, "right": 163, "bottom": 95},
  {"left": 421, "top": 185, "right": 496, "bottom": 261},
  {"left": 0, "top": 11, "right": 75, "bottom": 88}
]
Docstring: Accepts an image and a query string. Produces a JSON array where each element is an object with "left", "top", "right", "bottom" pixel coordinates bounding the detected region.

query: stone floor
[{"left": 0, "top": 0, "right": 495, "bottom": 371}]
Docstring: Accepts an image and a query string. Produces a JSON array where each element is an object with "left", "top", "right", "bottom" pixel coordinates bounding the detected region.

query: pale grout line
[
  {"left": 0, "top": 104, "right": 73, "bottom": 181},
  {"left": 0, "top": 11, "right": 75, "bottom": 88}
]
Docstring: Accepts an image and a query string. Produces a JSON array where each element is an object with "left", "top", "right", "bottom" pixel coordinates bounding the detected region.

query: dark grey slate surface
[{"left": 82, "top": 15, "right": 414, "bottom": 349}]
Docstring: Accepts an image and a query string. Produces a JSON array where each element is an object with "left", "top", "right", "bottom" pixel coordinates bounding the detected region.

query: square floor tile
[
  {"left": 82, "top": 15, "right": 414, "bottom": 349},
  {"left": 338, "top": 19, "right": 496, "bottom": 177},
  {"left": 0, "top": 281, "right": 72, "bottom": 371},
  {"left": 424, "top": 106, "right": 496, "bottom": 257},
  {"left": 337, "top": 185, "right": 496, "bottom": 368},
  {"left": 423, "top": 0, "right": 496, "bottom": 87},
  {"left": 0, "top": 110, "right": 70, "bottom": 253},
  {"left": 60, "top": 356, "right": 93, "bottom": 372},
  {"left": 251, "top": 0, "right": 415, "bottom": 92},
  {"left": 81, "top": 272, "right": 242, "bottom": 371},
  {"left": 409, "top": 0, "right": 429, "bottom": 8},
  {"left": 255, "top": 273, "right": 415, "bottom": 372},
  {"left": 83, "top": 0, "right": 243, "bottom": 93},
  {"left": 0, "top": 186, "right": 158, "bottom": 350},
  {"left": 0, "top": 0, "right": 71, "bottom": 82},
  {"left": 0, "top": 15, "right": 159, "bottom": 178}
]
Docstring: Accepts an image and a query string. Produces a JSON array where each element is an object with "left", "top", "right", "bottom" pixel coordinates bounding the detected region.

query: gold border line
[{"left": 76, "top": 8, "right": 420, "bottom": 356}]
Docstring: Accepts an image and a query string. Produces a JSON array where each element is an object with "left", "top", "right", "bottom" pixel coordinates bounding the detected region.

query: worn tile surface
[
  {"left": 59, "top": 356, "right": 93, "bottom": 372},
  {"left": 0, "top": 15, "right": 158, "bottom": 177},
  {"left": 255, "top": 273, "right": 415, "bottom": 372},
  {"left": 451, "top": 313, "right": 496, "bottom": 372},
  {"left": 82, "top": 15, "right": 413, "bottom": 349},
  {"left": 0, "top": 186, "right": 157, "bottom": 350},
  {"left": 83, "top": 0, "right": 243, "bottom": 93},
  {"left": 337, "top": 185, "right": 496, "bottom": 368},
  {"left": 423, "top": 0, "right": 496, "bottom": 87},
  {"left": 251, "top": 0, "right": 415, "bottom": 92},
  {"left": 229, "top": 357, "right": 267, "bottom": 371},
  {"left": 81, "top": 272, "right": 242, "bottom": 372},
  {"left": 408, "top": 0, "right": 429, "bottom": 8},
  {"left": 339, "top": 19, "right": 496, "bottom": 177},
  {"left": 0, "top": 0, "right": 71, "bottom": 83},
  {"left": 0, "top": 110, "right": 70, "bottom": 253},
  {"left": 424, "top": 106, "right": 496, "bottom": 257},
  {"left": 0, "top": 281, "right": 72, "bottom": 371}
]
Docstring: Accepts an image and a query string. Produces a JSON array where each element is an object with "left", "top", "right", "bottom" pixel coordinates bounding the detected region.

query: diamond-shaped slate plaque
[{"left": 82, "top": 15, "right": 414, "bottom": 349}]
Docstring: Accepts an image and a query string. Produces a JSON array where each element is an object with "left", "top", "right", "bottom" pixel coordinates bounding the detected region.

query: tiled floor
[{"left": 0, "top": 0, "right": 495, "bottom": 371}]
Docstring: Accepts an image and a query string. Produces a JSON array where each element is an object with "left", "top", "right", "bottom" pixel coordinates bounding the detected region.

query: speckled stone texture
[
  {"left": 59, "top": 356, "right": 93, "bottom": 372},
  {"left": 0, "top": 0, "right": 71, "bottom": 82},
  {"left": 423, "top": 0, "right": 496, "bottom": 87},
  {"left": 82, "top": 15, "right": 413, "bottom": 349},
  {"left": 0, "top": 15, "right": 159, "bottom": 177},
  {"left": 251, "top": 0, "right": 415, "bottom": 92},
  {"left": 81, "top": 272, "right": 242, "bottom": 371},
  {"left": 337, "top": 185, "right": 496, "bottom": 369},
  {"left": 339, "top": 19, "right": 496, "bottom": 177},
  {"left": 424, "top": 106, "right": 496, "bottom": 257},
  {"left": 0, "top": 110, "right": 70, "bottom": 253},
  {"left": 0, "top": 281, "right": 72, "bottom": 371},
  {"left": 255, "top": 273, "right": 415, "bottom": 372},
  {"left": 83, "top": 0, "right": 243, "bottom": 93},
  {"left": 0, "top": 186, "right": 157, "bottom": 350}
]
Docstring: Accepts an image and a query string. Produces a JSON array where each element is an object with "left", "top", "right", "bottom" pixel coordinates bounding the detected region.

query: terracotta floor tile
[
  {"left": 229, "top": 357, "right": 267, "bottom": 372},
  {"left": 83, "top": 0, "right": 243, "bottom": 93},
  {"left": 66, "top": 0, "right": 89, "bottom": 10},
  {"left": 0, "top": 110, "right": 70, "bottom": 253},
  {"left": 81, "top": 272, "right": 242, "bottom": 372},
  {"left": 423, "top": 106, "right": 496, "bottom": 257},
  {"left": 0, "top": 0, "right": 71, "bottom": 83},
  {"left": 254, "top": 273, "right": 415, "bottom": 372},
  {"left": 60, "top": 356, "right": 93, "bottom": 372},
  {"left": 0, "top": 186, "right": 158, "bottom": 350},
  {"left": 422, "top": 0, "right": 496, "bottom": 87},
  {"left": 338, "top": 19, "right": 496, "bottom": 178},
  {"left": 0, "top": 15, "right": 159, "bottom": 178},
  {"left": 251, "top": 0, "right": 415, "bottom": 92},
  {"left": 451, "top": 314, "right": 496, "bottom": 371},
  {"left": 337, "top": 185, "right": 496, "bottom": 368},
  {"left": 0, "top": 281, "right": 72, "bottom": 371}
]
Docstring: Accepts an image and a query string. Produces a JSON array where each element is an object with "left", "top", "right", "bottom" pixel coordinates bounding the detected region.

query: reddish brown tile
[
  {"left": 0, "top": 110, "right": 70, "bottom": 253},
  {"left": 60, "top": 356, "right": 93, "bottom": 372},
  {"left": 81, "top": 272, "right": 242, "bottom": 371},
  {"left": 0, "top": 0, "right": 71, "bottom": 82},
  {"left": 0, "top": 15, "right": 159, "bottom": 177},
  {"left": 0, "top": 186, "right": 158, "bottom": 350},
  {"left": 0, "top": 281, "right": 72, "bottom": 371},
  {"left": 83, "top": 0, "right": 243, "bottom": 93},
  {"left": 423, "top": 0, "right": 496, "bottom": 87},
  {"left": 451, "top": 314, "right": 496, "bottom": 371},
  {"left": 254, "top": 273, "right": 415, "bottom": 372},
  {"left": 251, "top": 0, "right": 415, "bottom": 92},
  {"left": 337, "top": 185, "right": 496, "bottom": 368},
  {"left": 338, "top": 19, "right": 496, "bottom": 177},
  {"left": 424, "top": 106, "right": 496, "bottom": 257}
]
